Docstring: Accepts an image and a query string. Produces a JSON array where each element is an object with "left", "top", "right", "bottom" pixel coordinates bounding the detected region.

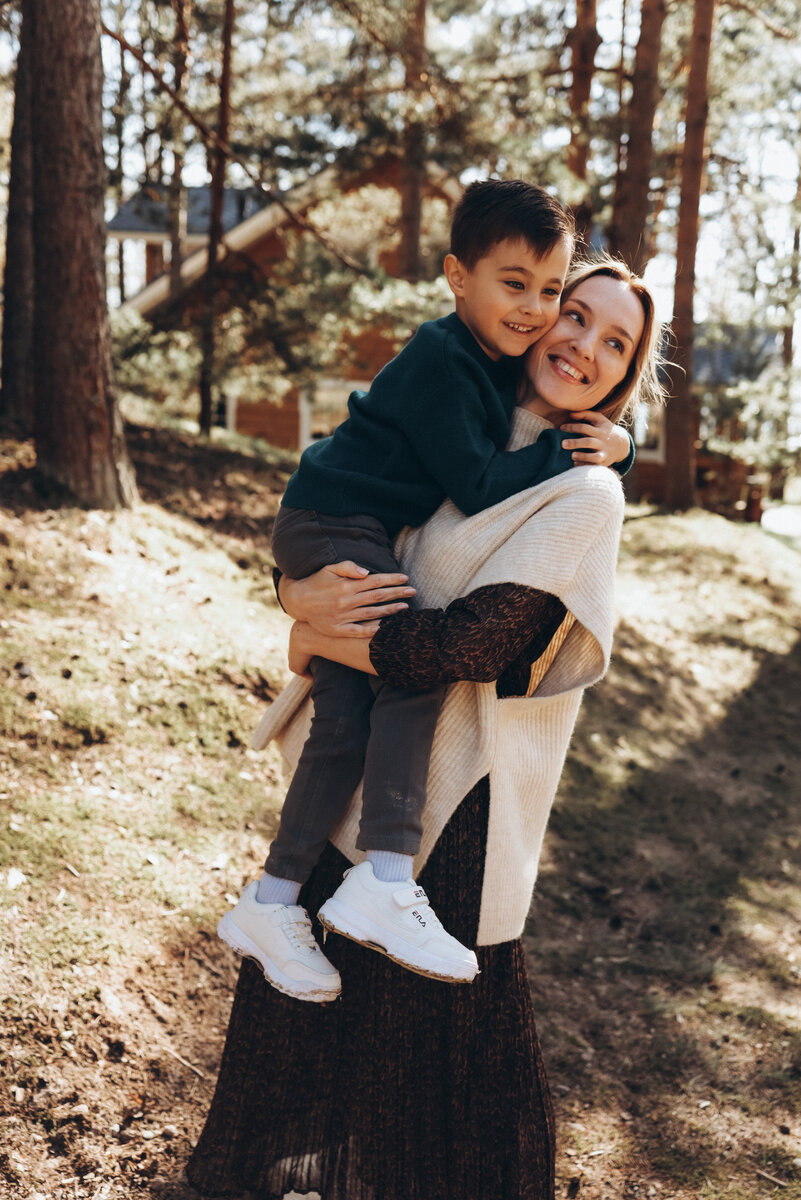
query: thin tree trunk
[
  {"left": 566, "top": 0, "right": 600, "bottom": 185},
  {"left": 608, "top": 0, "right": 667, "bottom": 272},
  {"left": 198, "top": 0, "right": 234, "bottom": 435},
  {"left": 29, "top": 0, "right": 138, "bottom": 507},
  {"left": 782, "top": 165, "right": 801, "bottom": 370},
  {"left": 1, "top": 5, "right": 35, "bottom": 436},
  {"left": 168, "top": 0, "right": 190, "bottom": 303},
  {"left": 398, "top": 0, "right": 426, "bottom": 282},
  {"left": 664, "top": 0, "right": 716, "bottom": 512},
  {"left": 112, "top": 16, "right": 130, "bottom": 304}
]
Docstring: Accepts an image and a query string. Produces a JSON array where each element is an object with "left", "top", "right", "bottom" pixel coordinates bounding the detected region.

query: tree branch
[
  {"left": 101, "top": 23, "right": 371, "bottom": 276},
  {"left": 721, "top": 0, "right": 793, "bottom": 38}
]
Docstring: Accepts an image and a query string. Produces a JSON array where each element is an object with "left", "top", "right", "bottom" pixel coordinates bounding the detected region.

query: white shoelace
[{"left": 286, "top": 916, "right": 319, "bottom": 953}]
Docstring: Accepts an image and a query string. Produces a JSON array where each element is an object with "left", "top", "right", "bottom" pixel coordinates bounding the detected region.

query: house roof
[
  {"left": 115, "top": 160, "right": 463, "bottom": 318},
  {"left": 107, "top": 185, "right": 272, "bottom": 239}
]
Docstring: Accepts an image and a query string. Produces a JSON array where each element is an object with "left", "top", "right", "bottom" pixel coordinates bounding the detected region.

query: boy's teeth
[{"left": 507, "top": 322, "right": 533, "bottom": 332}]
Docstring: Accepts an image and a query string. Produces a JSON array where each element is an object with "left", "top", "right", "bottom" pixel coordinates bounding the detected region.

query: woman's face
[{"left": 522, "top": 275, "right": 645, "bottom": 424}]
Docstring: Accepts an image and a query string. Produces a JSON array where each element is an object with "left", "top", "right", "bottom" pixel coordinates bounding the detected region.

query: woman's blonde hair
[{"left": 559, "top": 253, "right": 668, "bottom": 425}]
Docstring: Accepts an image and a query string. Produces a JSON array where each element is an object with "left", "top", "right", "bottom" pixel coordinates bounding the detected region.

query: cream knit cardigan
[{"left": 253, "top": 408, "right": 625, "bottom": 944}]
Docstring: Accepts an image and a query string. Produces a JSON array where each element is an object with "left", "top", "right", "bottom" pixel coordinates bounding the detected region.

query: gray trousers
[{"left": 265, "top": 506, "right": 444, "bottom": 882}]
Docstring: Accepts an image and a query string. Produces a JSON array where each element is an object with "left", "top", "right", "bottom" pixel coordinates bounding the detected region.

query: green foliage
[{"left": 111, "top": 307, "right": 202, "bottom": 421}]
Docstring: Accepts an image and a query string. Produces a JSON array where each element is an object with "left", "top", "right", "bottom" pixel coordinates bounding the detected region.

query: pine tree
[{"left": 29, "top": 0, "right": 137, "bottom": 506}]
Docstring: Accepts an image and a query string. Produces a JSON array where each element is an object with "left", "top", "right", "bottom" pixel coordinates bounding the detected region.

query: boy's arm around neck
[{"left": 394, "top": 327, "right": 576, "bottom": 516}]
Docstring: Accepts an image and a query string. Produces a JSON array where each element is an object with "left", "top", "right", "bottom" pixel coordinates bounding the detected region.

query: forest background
[{"left": 1, "top": 1, "right": 801, "bottom": 1199}]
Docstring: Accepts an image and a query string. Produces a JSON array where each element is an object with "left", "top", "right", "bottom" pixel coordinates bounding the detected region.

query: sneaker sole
[
  {"left": 217, "top": 912, "right": 341, "bottom": 1003},
  {"left": 317, "top": 898, "right": 478, "bottom": 984}
]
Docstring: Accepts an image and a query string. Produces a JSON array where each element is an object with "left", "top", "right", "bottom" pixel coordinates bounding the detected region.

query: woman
[{"left": 186, "top": 257, "right": 665, "bottom": 1200}]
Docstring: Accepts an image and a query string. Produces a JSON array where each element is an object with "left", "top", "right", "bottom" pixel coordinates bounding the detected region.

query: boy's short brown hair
[{"left": 449, "top": 179, "right": 574, "bottom": 269}]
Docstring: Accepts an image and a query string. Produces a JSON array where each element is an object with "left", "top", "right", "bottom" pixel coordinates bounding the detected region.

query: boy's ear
[{"left": 443, "top": 253, "right": 469, "bottom": 298}]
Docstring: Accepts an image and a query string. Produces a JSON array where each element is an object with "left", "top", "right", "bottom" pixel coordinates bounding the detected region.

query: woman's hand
[
  {"left": 560, "top": 410, "right": 630, "bottom": 467},
  {"left": 287, "top": 621, "right": 314, "bottom": 677},
  {"left": 287, "top": 618, "right": 377, "bottom": 677},
  {"left": 278, "top": 561, "right": 415, "bottom": 638}
]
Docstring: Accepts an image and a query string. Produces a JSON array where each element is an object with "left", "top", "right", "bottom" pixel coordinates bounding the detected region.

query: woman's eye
[
  {"left": 565, "top": 309, "right": 583, "bottom": 324},
  {"left": 608, "top": 338, "right": 624, "bottom": 353}
]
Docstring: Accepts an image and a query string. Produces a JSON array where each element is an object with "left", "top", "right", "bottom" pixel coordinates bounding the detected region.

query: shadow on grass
[
  {"left": 0, "top": 426, "right": 295, "bottom": 553},
  {"left": 125, "top": 424, "right": 295, "bottom": 551},
  {"left": 528, "top": 625, "right": 801, "bottom": 1192}
]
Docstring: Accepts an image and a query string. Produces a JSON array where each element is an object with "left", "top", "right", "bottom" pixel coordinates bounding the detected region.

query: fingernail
[{"left": 403, "top": 587, "right": 416, "bottom": 595}]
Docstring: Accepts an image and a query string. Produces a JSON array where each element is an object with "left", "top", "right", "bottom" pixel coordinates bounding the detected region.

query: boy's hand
[{"left": 561, "top": 410, "right": 630, "bottom": 467}]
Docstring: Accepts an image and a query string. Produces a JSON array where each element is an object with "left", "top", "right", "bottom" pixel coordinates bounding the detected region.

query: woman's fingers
[
  {"left": 352, "top": 584, "right": 415, "bottom": 605},
  {"left": 339, "top": 620, "right": 382, "bottom": 637}
]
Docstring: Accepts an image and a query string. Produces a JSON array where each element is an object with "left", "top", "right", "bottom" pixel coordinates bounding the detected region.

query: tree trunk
[
  {"left": 114, "top": 29, "right": 130, "bottom": 304},
  {"left": 398, "top": 0, "right": 426, "bottom": 282},
  {"left": 168, "top": 0, "right": 190, "bottom": 303},
  {"left": 566, "top": 0, "right": 601, "bottom": 185},
  {"left": 782, "top": 165, "right": 801, "bottom": 370},
  {"left": 608, "top": 0, "right": 667, "bottom": 273},
  {"left": 28, "top": 0, "right": 138, "bottom": 507},
  {"left": 1, "top": 5, "right": 35, "bottom": 437},
  {"left": 198, "top": 0, "right": 234, "bottom": 435},
  {"left": 664, "top": 0, "right": 716, "bottom": 512}
]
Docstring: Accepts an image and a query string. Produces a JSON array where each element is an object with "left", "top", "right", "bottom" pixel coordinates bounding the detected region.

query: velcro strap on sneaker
[{"left": 393, "top": 884, "right": 429, "bottom": 908}]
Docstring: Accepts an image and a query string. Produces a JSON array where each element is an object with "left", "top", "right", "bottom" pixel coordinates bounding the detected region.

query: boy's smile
[{"left": 444, "top": 237, "right": 572, "bottom": 361}]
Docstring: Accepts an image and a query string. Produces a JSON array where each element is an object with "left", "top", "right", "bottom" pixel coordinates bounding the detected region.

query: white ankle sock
[
  {"left": 365, "top": 850, "right": 415, "bottom": 883},
  {"left": 256, "top": 872, "right": 302, "bottom": 905}
]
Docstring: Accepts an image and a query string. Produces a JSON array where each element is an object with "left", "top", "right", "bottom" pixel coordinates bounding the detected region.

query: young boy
[{"left": 218, "top": 179, "right": 633, "bottom": 1002}]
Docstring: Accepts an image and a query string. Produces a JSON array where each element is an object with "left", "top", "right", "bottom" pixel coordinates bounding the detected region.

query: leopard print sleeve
[{"left": 368, "top": 583, "right": 567, "bottom": 696}]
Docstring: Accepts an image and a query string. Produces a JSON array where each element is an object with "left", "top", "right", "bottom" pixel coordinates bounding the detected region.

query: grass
[{"left": 1, "top": 429, "right": 801, "bottom": 1198}]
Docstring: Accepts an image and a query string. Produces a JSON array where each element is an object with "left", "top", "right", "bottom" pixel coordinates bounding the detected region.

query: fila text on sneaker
[{"left": 317, "top": 861, "right": 479, "bottom": 983}]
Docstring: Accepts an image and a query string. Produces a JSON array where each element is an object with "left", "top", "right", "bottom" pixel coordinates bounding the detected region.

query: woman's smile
[{"left": 547, "top": 354, "right": 588, "bottom": 384}]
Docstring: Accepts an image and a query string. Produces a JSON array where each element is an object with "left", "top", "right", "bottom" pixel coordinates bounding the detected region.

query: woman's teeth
[{"left": 553, "top": 356, "right": 584, "bottom": 382}]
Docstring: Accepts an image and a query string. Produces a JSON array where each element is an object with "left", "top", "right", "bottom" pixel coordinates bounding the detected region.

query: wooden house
[{"left": 108, "top": 160, "right": 462, "bottom": 449}]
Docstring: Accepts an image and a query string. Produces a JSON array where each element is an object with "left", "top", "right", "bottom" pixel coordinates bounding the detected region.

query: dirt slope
[{"left": 1, "top": 428, "right": 800, "bottom": 1200}]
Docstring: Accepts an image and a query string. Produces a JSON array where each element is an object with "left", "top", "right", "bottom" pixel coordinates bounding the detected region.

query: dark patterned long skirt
[{"left": 186, "top": 778, "right": 555, "bottom": 1200}]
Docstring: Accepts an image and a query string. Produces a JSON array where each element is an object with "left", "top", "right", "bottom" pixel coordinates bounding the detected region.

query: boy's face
[{"left": 444, "top": 236, "right": 571, "bottom": 361}]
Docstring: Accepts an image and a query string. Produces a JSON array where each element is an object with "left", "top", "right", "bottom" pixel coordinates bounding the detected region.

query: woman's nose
[{"left": 570, "top": 333, "right": 594, "bottom": 359}]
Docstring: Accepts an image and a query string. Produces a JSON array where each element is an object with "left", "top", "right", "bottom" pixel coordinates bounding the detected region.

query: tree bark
[
  {"left": 566, "top": 0, "right": 601, "bottom": 185},
  {"left": 664, "top": 0, "right": 716, "bottom": 512},
  {"left": 198, "top": 0, "right": 234, "bottom": 435},
  {"left": 1, "top": 4, "right": 35, "bottom": 437},
  {"left": 398, "top": 0, "right": 426, "bottom": 282},
  {"left": 608, "top": 0, "right": 667, "bottom": 273},
  {"left": 28, "top": 0, "right": 138, "bottom": 507}
]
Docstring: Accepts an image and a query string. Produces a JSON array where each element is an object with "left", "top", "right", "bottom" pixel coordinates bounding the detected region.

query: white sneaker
[
  {"left": 317, "top": 862, "right": 479, "bottom": 983},
  {"left": 217, "top": 883, "right": 341, "bottom": 1003}
]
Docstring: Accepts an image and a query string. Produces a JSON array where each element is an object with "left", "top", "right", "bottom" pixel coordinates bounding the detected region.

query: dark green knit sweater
[{"left": 283, "top": 312, "right": 631, "bottom": 537}]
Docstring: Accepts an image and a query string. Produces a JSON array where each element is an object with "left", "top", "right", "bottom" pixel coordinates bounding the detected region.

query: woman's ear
[{"left": 443, "top": 253, "right": 468, "bottom": 298}]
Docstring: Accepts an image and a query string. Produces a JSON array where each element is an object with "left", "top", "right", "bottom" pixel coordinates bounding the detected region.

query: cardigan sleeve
[{"left": 368, "top": 583, "right": 567, "bottom": 694}]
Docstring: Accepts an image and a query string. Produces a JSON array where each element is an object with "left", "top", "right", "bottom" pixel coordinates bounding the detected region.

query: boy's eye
[
  {"left": 505, "top": 279, "right": 524, "bottom": 289},
  {"left": 543, "top": 287, "right": 562, "bottom": 297}
]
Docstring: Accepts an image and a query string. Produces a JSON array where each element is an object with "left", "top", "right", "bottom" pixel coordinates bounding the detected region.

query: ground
[{"left": 1, "top": 423, "right": 800, "bottom": 1200}]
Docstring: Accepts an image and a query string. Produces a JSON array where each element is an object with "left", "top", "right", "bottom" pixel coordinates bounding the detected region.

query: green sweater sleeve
[
  {"left": 406, "top": 417, "right": 575, "bottom": 516},
  {"left": 612, "top": 431, "right": 636, "bottom": 477},
  {"left": 395, "top": 335, "right": 575, "bottom": 516}
]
